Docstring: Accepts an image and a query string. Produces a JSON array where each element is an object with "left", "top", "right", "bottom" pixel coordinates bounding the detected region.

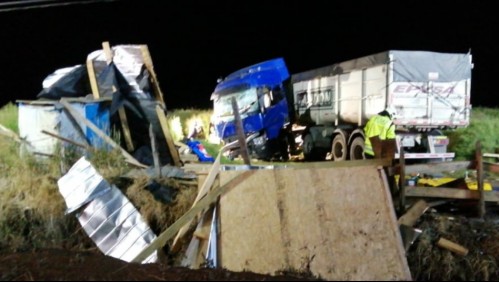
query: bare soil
[{"left": 0, "top": 248, "right": 320, "bottom": 281}]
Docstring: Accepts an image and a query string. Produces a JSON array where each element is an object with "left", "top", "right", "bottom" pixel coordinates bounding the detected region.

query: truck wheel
[
  {"left": 302, "top": 134, "right": 316, "bottom": 161},
  {"left": 349, "top": 136, "right": 365, "bottom": 160},
  {"left": 331, "top": 135, "right": 347, "bottom": 161},
  {"left": 279, "top": 133, "right": 290, "bottom": 161}
]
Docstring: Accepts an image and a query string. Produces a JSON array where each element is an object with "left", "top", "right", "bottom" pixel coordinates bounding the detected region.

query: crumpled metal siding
[{"left": 58, "top": 157, "right": 158, "bottom": 263}]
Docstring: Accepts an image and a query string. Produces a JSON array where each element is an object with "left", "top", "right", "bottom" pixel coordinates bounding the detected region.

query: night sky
[{"left": 1, "top": 0, "right": 497, "bottom": 110}]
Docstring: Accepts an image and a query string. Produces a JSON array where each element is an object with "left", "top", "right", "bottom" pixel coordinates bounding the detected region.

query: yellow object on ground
[
  {"left": 466, "top": 179, "right": 492, "bottom": 191},
  {"left": 417, "top": 177, "right": 456, "bottom": 187}
]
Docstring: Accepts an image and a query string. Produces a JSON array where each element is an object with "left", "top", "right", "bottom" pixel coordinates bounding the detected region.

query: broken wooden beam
[
  {"left": 437, "top": 237, "right": 469, "bottom": 256},
  {"left": 41, "top": 129, "right": 88, "bottom": 149},
  {"left": 155, "top": 105, "right": 182, "bottom": 167},
  {"left": 231, "top": 97, "right": 250, "bottom": 165},
  {"left": 399, "top": 146, "right": 406, "bottom": 214},
  {"left": 397, "top": 200, "right": 429, "bottom": 227},
  {"left": 140, "top": 45, "right": 165, "bottom": 106},
  {"left": 392, "top": 161, "right": 475, "bottom": 175},
  {"left": 405, "top": 186, "right": 499, "bottom": 202}
]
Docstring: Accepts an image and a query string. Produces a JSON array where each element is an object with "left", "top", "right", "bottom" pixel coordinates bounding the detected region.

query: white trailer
[{"left": 291, "top": 50, "right": 473, "bottom": 161}]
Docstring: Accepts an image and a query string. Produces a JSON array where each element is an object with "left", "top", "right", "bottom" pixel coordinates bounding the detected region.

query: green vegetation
[
  {"left": 446, "top": 107, "right": 499, "bottom": 160},
  {"left": 0, "top": 102, "right": 18, "bottom": 133}
]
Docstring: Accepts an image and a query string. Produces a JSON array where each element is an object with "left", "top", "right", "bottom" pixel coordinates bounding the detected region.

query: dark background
[{"left": 0, "top": 0, "right": 496, "bottom": 110}]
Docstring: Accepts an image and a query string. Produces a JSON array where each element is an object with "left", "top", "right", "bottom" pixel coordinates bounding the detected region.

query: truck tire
[
  {"left": 349, "top": 136, "right": 365, "bottom": 160},
  {"left": 331, "top": 134, "right": 347, "bottom": 161},
  {"left": 303, "top": 133, "right": 317, "bottom": 161}
]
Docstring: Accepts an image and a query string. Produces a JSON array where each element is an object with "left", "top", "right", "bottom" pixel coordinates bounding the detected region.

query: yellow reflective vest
[{"left": 364, "top": 115, "right": 396, "bottom": 157}]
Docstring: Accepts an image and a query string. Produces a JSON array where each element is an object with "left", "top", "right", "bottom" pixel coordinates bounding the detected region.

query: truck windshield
[{"left": 213, "top": 88, "right": 258, "bottom": 118}]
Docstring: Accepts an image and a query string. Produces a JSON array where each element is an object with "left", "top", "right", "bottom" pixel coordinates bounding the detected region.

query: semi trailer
[{"left": 211, "top": 50, "right": 473, "bottom": 162}]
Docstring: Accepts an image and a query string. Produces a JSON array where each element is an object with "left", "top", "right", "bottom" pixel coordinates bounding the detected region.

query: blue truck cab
[{"left": 210, "top": 58, "right": 294, "bottom": 161}]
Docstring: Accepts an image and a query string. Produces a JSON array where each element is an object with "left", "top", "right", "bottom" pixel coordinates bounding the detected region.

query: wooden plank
[
  {"left": 86, "top": 59, "right": 100, "bottom": 99},
  {"left": 476, "top": 141, "right": 486, "bottom": 218},
  {"left": 399, "top": 146, "right": 406, "bottom": 214},
  {"left": 483, "top": 153, "right": 499, "bottom": 158},
  {"left": 0, "top": 123, "right": 23, "bottom": 143},
  {"left": 194, "top": 207, "right": 215, "bottom": 268},
  {"left": 231, "top": 97, "right": 250, "bottom": 165},
  {"left": 155, "top": 105, "right": 182, "bottom": 167},
  {"left": 393, "top": 161, "right": 475, "bottom": 175},
  {"left": 437, "top": 237, "right": 469, "bottom": 256},
  {"left": 60, "top": 100, "right": 147, "bottom": 168},
  {"left": 397, "top": 200, "right": 429, "bottom": 227},
  {"left": 170, "top": 153, "right": 221, "bottom": 253},
  {"left": 118, "top": 108, "right": 135, "bottom": 151},
  {"left": 41, "top": 129, "right": 88, "bottom": 149},
  {"left": 131, "top": 170, "right": 255, "bottom": 263},
  {"left": 405, "top": 186, "right": 499, "bottom": 202},
  {"left": 140, "top": 45, "right": 165, "bottom": 106},
  {"left": 102, "top": 41, "right": 113, "bottom": 63},
  {"left": 484, "top": 161, "right": 499, "bottom": 173},
  {"left": 288, "top": 158, "right": 393, "bottom": 169}
]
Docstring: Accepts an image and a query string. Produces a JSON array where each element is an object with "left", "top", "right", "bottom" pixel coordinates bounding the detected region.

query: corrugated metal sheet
[{"left": 58, "top": 157, "right": 158, "bottom": 263}]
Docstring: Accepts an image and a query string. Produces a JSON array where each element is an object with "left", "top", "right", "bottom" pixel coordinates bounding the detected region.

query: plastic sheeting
[
  {"left": 88, "top": 45, "right": 153, "bottom": 100},
  {"left": 37, "top": 65, "right": 91, "bottom": 100},
  {"left": 292, "top": 50, "right": 472, "bottom": 83},
  {"left": 58, "top": 157, "right": 158, "bottom": 264}
]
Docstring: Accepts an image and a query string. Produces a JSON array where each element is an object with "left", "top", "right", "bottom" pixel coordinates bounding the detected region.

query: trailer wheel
[
  {"left": 349, "top": 136, "right": 365, "bottom": 160},
  {"left": 331, "top": 134, "right": 347, "bottom": 161}
]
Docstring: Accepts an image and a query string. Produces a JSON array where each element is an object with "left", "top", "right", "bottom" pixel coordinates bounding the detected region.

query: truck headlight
[{"left": 252, "top": 135, "right": 266, "bottom": 146}]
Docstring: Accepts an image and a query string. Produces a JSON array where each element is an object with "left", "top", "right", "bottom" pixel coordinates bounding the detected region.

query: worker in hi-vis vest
[{"left": 363, "top": 106, "right": 397, "bottom": 159}]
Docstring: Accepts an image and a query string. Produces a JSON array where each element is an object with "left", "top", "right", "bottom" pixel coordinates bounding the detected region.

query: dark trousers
[{"left": 364, "top": 153, "right": 375, "bottom": 159}]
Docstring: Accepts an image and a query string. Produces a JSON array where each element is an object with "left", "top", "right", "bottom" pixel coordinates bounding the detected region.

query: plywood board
[{"left": 219, "top": 166, "right": 411, "bottom": 281}]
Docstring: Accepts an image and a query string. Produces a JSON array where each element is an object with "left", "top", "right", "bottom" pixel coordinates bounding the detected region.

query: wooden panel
[{"left": 219, "top": 166, "right": 411, "bottom": 281}]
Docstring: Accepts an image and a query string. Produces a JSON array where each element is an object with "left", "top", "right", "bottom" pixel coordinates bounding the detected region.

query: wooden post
[
  {"left": 149, "top": 124, "right": 161, "bottom": 178},
  {"left": 140, "top": 45, "right": 165, "bottom": 106},
  {"left": 476, "top": 141, "right": 486, "bottom": 218},
  {"left": 101, "top": 41, "right": 135, "bottom": 152},
  {"left": 86, "top": 59, "right": 100, "bottom": 99},
  {"left": 155, "top": 105, "right": 182, "bottom": 167},
  {"left": 370, "top": 136, "right": 382, "bottom": 158},
  {"left": 398, "top": 146, "right": 406, "bottom": 214},
  {"left": 231, "top": 97, "right": 250, "bottom": 165}
]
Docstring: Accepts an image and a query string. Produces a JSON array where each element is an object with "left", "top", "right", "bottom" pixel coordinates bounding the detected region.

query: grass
[
  {"left": 0, "top": 102, "right": 18, "bottom": 133},
  {"left": 446, "top": 107, "right": 499, "bottom": 160}
]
